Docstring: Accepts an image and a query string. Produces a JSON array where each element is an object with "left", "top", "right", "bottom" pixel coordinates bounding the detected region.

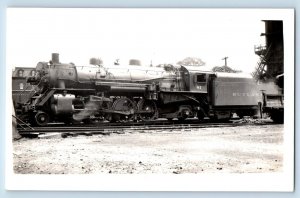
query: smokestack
[{"left": 52, "top": 53, "right": 60, "bottom": 64}]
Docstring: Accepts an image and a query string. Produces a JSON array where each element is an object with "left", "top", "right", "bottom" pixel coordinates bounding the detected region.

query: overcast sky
[{"left": 7, "top": 8, "right": 276, "bottom": 73}]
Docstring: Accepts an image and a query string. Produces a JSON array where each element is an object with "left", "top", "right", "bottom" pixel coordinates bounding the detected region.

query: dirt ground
[{"left": 13, "top": 124, "right": 283, "bottom": 174}]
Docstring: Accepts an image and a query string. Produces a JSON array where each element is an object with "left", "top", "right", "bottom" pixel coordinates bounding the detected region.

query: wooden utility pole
[{"left": 222, "top": 56, "right": 228, "bottom": 66}]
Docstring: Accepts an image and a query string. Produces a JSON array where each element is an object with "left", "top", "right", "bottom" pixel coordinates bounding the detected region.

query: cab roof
[{"left": 180, "top": 65, "right": 214, "bottom": 74}]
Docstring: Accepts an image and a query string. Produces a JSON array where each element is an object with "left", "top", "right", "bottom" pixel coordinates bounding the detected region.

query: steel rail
[{"left": 17, "top": 122, "right": 264, "bottom": 135}]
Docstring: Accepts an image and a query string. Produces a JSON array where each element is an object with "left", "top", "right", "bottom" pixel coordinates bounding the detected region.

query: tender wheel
[
  {"left": 34, "top": 111, "right": 49, "bottom": 126},
  {"left": 237, "top": 110, "right": 255, "bottom": 119},
  {"left": 137, "top": 99, "right": 158, "bottom": 121},
  {"left": 197, "top": 111, "right": 205, "bottom": 121},
  {"left": 236, "top": 111, "right": 244, "bottom": 119},
  {"left": 111, "top": 97, "right": 136, "bottom": 122}
]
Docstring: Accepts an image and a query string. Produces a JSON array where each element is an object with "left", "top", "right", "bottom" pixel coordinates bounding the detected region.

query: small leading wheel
[
  {"left": 137, "top": 99, "right": 158, "bottom": 121},
  {"left": 34, "top": 111, "right": 50, "bottom": 126}
]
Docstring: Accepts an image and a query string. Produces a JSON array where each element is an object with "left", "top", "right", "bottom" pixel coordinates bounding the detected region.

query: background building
[{"left": 12, "top": 67, "right": 36, "bottom": 105}]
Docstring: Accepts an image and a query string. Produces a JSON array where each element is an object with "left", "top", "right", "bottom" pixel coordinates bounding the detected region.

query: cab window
[{"left": 195, "top": 74, "right": 206, "bottom": 83}]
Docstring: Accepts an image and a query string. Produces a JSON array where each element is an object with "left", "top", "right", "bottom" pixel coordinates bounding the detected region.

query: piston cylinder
[{"left": 51, "top": 94, "right": 75, "bottom": 115}]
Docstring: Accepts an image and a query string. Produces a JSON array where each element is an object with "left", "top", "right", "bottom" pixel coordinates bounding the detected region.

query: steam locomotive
[{"left": 16, "top": 53, "right": 260, "bottom": 126}]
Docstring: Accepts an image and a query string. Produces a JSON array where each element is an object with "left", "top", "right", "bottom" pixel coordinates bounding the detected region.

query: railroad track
[{"left": 17, "top": 119, "right": 274, "bottom": 137}]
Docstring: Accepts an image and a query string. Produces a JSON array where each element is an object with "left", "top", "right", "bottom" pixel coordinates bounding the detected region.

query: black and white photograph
[{"left": 6, "top": 8, "right": 294, "bottom": 191}]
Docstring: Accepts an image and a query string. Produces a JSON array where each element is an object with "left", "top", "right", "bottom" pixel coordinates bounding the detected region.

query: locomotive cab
[{"left": 180, "top": 66, "right": 213, "bottom": 93}]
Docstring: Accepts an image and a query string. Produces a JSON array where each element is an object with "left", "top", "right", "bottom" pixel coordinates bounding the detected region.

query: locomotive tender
[{"left": 18, "top": 53, "right": 260, "bottom": 126}]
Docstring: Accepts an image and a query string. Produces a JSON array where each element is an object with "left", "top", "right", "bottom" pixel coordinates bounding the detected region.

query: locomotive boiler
[{"left": 18, "top": 53, "right": 260, "bottom": 126}]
